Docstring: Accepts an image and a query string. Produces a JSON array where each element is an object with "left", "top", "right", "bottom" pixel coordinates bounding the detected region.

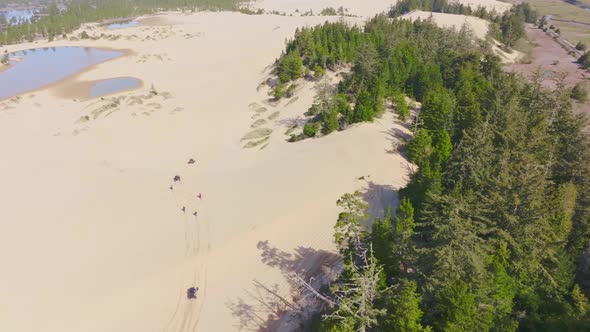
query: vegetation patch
[
  {"left": 284, "top": 124, "right": 298, "bottom": 136},
  {"left": 251, "top": 119, "right": 267, "bottom": 128},
  {"left": 274, "top": 7, "right": 590, "bottom": 332},
  {"left": 267, "top": 111, "right": 280, "bottom": 120},
  {"left": 249, "top": 103, "right": 268, "bottom": 113},
  {"left": 243, "top": 136, "right": 270, "bottom": 148}
]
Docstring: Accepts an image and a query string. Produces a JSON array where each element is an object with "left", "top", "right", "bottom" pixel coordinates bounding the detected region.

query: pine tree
[
  {"left": 393, "top": 198, "right": 416, "bottom": 274},
  {"left": 435, "top": 280, "right": 478, "bottom": 331},
  {"left": 353, "top": 89, "right": 375, "bottom": 123},
  {"left": 420, "top": 87, "right": 455, "bottom": 132},
  {"left": 407, "top": 130, "right": 433, "bottom": 168},
  {"left": 395, "top": 93, "right": 410, "bottom": 121},
  {"left": 372, "top": 206, "right": 395, "bottom": 279},
  {"left": 383, "top": 280, "right": 430, "bottom": 332},
  {"left": 336, "top": 93, "right": 354, "bottom": 126},
  {"left": 572, "top": 284, "right": 589, "bottom": 319}
]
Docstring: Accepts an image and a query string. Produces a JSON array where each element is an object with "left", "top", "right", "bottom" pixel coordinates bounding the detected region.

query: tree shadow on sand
[
  {"left": 226, "top": 242, "right": 341, "bottom": 331},
  {"left": 226, "top": 179, "right": 409, "bottom": 330},
  {"left": 383, "top": 125, "right": 412, "bottom": 156},
  {"left": 359, "top": 181, "right": 400, "bottom": 230},
  {"left": 277, "top": 116, "right": 308, "bottom": 129}
]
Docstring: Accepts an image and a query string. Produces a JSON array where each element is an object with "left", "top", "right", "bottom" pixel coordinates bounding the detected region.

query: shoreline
[{"left": 53, "top": 76, "right": 145, "bottom": 100}]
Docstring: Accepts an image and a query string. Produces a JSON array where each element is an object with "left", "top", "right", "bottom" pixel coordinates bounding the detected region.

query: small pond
[{"left": 89, "top": 77, "right": 141, "bottom": 97}]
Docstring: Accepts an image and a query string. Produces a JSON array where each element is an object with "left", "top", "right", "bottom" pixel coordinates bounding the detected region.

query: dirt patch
[{"left": 505, "top": 26, "right": 589, "bottom": 89}]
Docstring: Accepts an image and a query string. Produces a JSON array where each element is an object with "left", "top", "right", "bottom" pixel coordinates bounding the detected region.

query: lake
[
  {"left": 90, "top": 77, "right": 141, "bottom": 97},
  {"left": 0, "top": 46, "right": 125, "bottom": 100}
]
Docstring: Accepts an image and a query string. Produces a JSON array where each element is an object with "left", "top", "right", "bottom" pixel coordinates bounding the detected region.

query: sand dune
[
  {"left": 252, "top": 0, "right": 395, "bottom": 17},
  {"left": 450, "top": 0, "right": 511, "bottom": 13},
  {"left": 401, "top": 10, "right": 491, "bottom": 39},
  {"left": 0, "top": 11, "right": 411, "bottom": 332}
]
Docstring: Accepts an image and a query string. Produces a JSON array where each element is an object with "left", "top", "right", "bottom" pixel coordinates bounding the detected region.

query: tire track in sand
[{"left": 163, "top": 169, "right": 209, "bottom": 332}]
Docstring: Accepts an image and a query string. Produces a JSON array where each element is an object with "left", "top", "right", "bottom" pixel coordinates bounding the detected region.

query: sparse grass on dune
[
  {"left": 267, "top": 111, "right": 280, "bottom": 120},
  {"left": 241, "top": 128, "right": 273, "bottom": 141},
  {"left": 248, "top": 102, "right": 268, "bottom": 113},
  {"left": 251, "top": 119, "right": 267, "bottom": 128},
  {"left": 285, "top": 124, "right": 298, "bottom": 136},
  {"left": 285, "top": 96, "right": 299, "bottom": 105},
  {"left": 243, "top": 136, "right": 270, "bottom": 148}
]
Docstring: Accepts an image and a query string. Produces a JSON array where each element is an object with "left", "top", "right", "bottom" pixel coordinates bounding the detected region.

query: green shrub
[
  {"left": 303, "top": 122, "right": 319, "bottom": 137},
  {"left": 277, "top": 52, "right": 303, "bottom": 83},
  {"left": 578, "top": 52, "right": 590, "bottom": 68},
  {"left": 273, "top": 83, "right": 286, "bottom": 100},
  {"left": 321, "top": 109, "right": 339, "bottom": 135},
  {"left": 395, "top": 94, "right": 409, "bottom": 121}
]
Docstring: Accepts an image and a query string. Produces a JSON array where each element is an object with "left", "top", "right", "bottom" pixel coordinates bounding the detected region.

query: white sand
[
  {"left": 0, "top": 11, "right": 412, "bottom": 332},
  {"left": 401, "top": 10, "right": 491, "bottom": 39}
]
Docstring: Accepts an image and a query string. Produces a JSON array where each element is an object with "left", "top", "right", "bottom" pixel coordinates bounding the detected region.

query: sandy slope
[
  {"left": 0, "top": 11, "right": 411, "bottom": 332},
  {"left": 401, "top": 10, "right": 491, "bottom": 39}
]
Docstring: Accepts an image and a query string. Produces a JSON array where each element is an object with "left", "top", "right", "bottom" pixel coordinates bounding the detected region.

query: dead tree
[{"left": 293, "top": 246, "right": 387, "bottom": 332}]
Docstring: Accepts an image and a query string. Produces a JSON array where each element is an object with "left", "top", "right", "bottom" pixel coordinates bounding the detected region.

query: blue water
[
  {"left": 0, "top": 46, "right": 124, "bottom": 100},
  {"left": 2, "top": 9, "right": 35, "bottom": 23},
  {"left": 106, "top": 20, "right": 139, "bottom": 30},
  {"left": 90, "top": 77, "right": 141, "bottom": 97}
]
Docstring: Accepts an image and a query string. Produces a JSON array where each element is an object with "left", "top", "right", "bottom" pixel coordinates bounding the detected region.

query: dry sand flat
[{"left": 0, "top": 11, "right": 411, "bottom": 332}]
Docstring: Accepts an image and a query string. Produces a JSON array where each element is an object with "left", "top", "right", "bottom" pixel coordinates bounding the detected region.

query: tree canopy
[{"left": 282, "top": 13, "right": 590, "bottom": 332}]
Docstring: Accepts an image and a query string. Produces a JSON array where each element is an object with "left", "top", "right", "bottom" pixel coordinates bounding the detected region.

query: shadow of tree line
[
  {"left": 226, "top": 242, "right": 342, "bottom": 331},
  {"left": 226, "top": 181, "right": 402, "bottom": 331}
]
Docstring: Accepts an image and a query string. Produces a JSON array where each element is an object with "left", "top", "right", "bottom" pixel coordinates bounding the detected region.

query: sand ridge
[{"left": 400, "top": 10, "right": 492, "bottom": 39}]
